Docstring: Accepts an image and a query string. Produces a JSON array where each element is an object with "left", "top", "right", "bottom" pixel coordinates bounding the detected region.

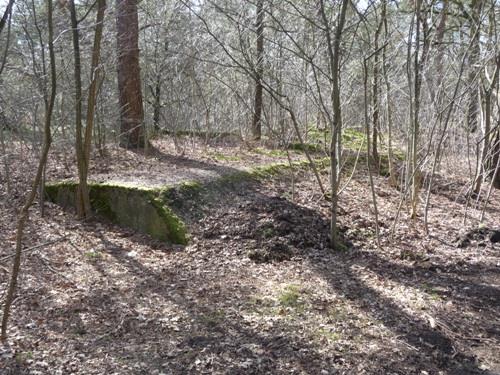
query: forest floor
[{"left": 0, "top": 137, "right": 499, "bottom": 374}]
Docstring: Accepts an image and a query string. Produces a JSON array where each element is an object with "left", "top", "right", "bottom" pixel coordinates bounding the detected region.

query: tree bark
[
  {"left": 116, "top": 0, "right": 145, "bottom": 148},
  {"left": 371, "top": 8, "right": 384, "bottom": 167},
  {"left": 251, "top": 0, "right": 264, "bottom": 141},
  {"left": 466, "top": 0, "right": 482, "bottom": 133},
  {"left": 319, "top": 0, "right": 349, "bottom": 249},
  {"left": 410, "top": 0, "right": 429, "bottom": 219},
  {"left": 0, "top": 0, "right": 14, "bottom": 36},
  {"left": 69, "top": 0, "right": 91, "bottom": 219},
  {"left": 152, "top": 77, "right": 161, "bottom": 131},
  {"left": 381, "top": 0, "right": 396, "bottom": 187},
  {"left": 490, "top": 130, "right": 500, "bottom": 189}
]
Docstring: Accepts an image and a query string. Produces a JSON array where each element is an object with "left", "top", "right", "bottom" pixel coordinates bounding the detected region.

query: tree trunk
[
  {"left": 319, "top": 0, "right": 349, "bottom": 250},
  {"left": 381, "top": 0, "right": 396, "bottom": 187},
  {"left": 466, "top": 0, "right": 482, "bottom": 133},
  {"left": 410, "top": 0, "right": 428, "bottom": 219},
  {"left": 116, "top": 0, "right": 145, "bottom": 148},
  {"left": 491, "top": 130, "right": 500, "bottom": 189},
  {"left": 69, "top": 0, "right": 91, "bottom": 219},
  {"left": 486, "top": 56, "right": 500, "bottom": 188},
  {"left": 70, "top": 0, "right": 106, "bottom": 219},
  {"left": 372, "top": 9, "right": 384, "bottom": 167},
  {"left": 251, "top": 0, "right": 264, "bottom": 141},
  {"left": 152, "top": 77, "right": 161, "bottom": 132},
  {"left": 0, "top": 0, "right": 15, "bottom": 36},
  {"left": 473, "top": 10, "right": 498, "bottom": 194},
  {"left": 85, "top": 0, "right": 106, "bottom": 160},
  {"left": 474, "top": 87, "right": 492, "bottom": 193},
  {"left": 0, "top": 123, "right": 10, "bottom": 196}
]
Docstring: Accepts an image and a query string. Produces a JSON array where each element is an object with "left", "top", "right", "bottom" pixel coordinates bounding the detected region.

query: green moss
[
  {"left": 89, "top": 187, "right": 117, "bottom": 221},
  {"left": 288, "top": 142, "right": 323, "bottom": 153},
  {"left": 278, "top": 285, "right": 302, "bottom": 308},
  {"left": 215, "top": 170, "right": 254, "bottom": 186},
  {"left": 148, "top": 193, "right": 188, "bottom": 245},
  {"left": 290, "top": 126, "right": 367, "bottom": 153},
  {"left": 84, "top": 250, "right": 102, "bottom": 261},
  {"left": 342, "top": 128, "right": 367, "bottom": 150},
  {"left": 46, "top": 181, "right": 189, "bottom": 245},
  {"left": 328, "top": 306, "right": 349, "bottom": 321},
  {"left": 45, "top": 180, "right": 78, "bottom": 189},
  {"left": 176, "top": 181, "right": 203, "bottom": 197},
  {"left": 45, "top": 183, "right": 61, "bottom": 202},
  {"left": 422, "top": 284, "right": 443, "bottom": 301},
  {"left": 247, "top": 158, "right": 329, "bottom": 181},
  {"left": 333, "top": 241, "right": 350, "bottom": 252},
  {"left": 158, "top": 181, "right": 203, "bottom": 206},
  {"left": 206, "top": 158, "right": 329, "bottom": 190},
  {"left": 163, "top": 129, "right": 238, "bottom": 140},
  {"left": 342, "top": 128, "right": 365, "bottom": 140},
  {"left": 252, "top": 162, "right": 289, "bottom": 178},
  {"left": 306, "top": 126, "right": 330, "bottom": 144},
  {"left": 392, "top": 149, "right": 405, "bottom": 162},
  {"left": 253, "top": 147, "right": 288, "bottom": 157},
  {"left": 263, "top": 228, "right": 275, "bottom": 239},
  {"left": 178, "top": 180, "right": 202, "bottom": 190},
  {"left": 315, "top": 328, "right": 341, "bottom": 342},
  {"left": 15, "top": 351, "right": 34, "bottom": 365},
  {"left": 208, "top": 151, "right": 242, "bottom": 161},
  {"left": 45, "top": 181, "right": 78, "bottom": 209},
  {"left": 200, "top": 309, "right": 226, "bottom": 327}
]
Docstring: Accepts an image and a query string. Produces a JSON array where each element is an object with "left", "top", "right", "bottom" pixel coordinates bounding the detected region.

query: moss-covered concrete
[
  {"left": 46, "top": 158, "right": 330, "bottom": 245},
  {"left": 46, "top": 181, "right": 188, "bottom": 245}
]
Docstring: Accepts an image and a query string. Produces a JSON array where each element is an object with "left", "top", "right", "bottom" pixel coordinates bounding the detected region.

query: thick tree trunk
[
  {"left": 116, "top": 0, "right": 145, "bottom": 148},
  {"left": 85, "top": 0, "right": 106, "bottom": 161},
  {"left": 251, "top": 0, "right": 264, "bottom": 141}
]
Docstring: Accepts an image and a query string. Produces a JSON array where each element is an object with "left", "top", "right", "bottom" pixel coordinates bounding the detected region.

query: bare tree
[
  {"left": 1, "top": 0, "right": 57, "bottom": 341},
  {"left": 371, "top": 4, "right": 384, "bottom": 167},
  {"left": 318, "top": 0, "right": 349, "bottom": 249},
  {"left": 69, "top": 0, "right": 107, "bottom": 219}
]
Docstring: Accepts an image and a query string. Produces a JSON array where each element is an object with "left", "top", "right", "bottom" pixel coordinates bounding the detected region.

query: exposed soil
[{"left": 0, "top": 138, "right": 499, "bottom": 374}]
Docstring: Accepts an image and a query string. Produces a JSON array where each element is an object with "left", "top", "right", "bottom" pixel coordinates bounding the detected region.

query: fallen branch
[{"left": 0, "top": 237, "right": 66, "bottom": 264}]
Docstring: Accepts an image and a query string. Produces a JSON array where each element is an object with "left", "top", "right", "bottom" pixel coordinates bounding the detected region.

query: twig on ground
[{"left": 0, "top": 237, "right": 66, "bottom": 263}]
